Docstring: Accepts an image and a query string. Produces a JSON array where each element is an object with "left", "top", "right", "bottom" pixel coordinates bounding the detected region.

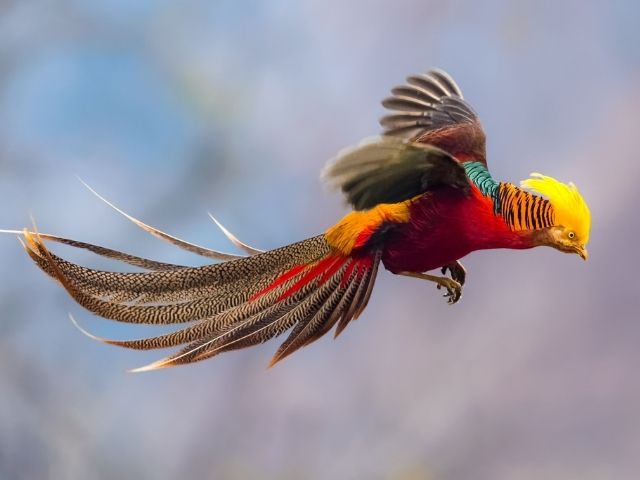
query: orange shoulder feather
[{"left": 325, "top": 201, "right": 412, "bottom": 255}]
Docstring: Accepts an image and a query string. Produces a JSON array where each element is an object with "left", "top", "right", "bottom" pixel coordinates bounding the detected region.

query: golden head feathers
[{"left": 520, "top": 173, "right": 591, "bottom": 243}]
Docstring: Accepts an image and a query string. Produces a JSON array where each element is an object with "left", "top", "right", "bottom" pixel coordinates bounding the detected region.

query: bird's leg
[
  {"left": 441, "top": 261, "right": 466, "bottom": 286},
  {"left": 398, "top": 271, "right": 462, "bottom": 304}
]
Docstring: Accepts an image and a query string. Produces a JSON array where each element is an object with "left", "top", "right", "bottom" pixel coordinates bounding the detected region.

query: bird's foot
[
  {"left": 435, "top": 277, "right": 462, "bottom": 304},
  {"left": 441, "top": 261, "right": 466, "bottom": 286},
  {"left": 397, "top": 271, "right": 463, "bottom": 304}
]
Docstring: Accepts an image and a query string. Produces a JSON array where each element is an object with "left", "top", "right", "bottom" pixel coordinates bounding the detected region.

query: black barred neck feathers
[
  {"left": 464, "top": 161, "right": 554, "bottom": 232},
  {"left": 496, "top": 182, "right": 554, "bottom": 231}
]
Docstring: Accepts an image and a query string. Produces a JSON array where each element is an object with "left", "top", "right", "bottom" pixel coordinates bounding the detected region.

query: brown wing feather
[{"left": 381, "top": 69, "right": 487, "bottom": 167}]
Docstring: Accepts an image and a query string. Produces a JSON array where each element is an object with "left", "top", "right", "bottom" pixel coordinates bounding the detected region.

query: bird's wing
[
  {"left": 323, "top": 136, "right": 470, "bottom": 211},
  {"left": 380, "top": 69, "right": 487, "bottom": 167}
]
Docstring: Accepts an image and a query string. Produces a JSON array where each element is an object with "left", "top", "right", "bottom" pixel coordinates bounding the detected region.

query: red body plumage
[{"left": 382, "top": 185, "right": 535, "bottom": 274}]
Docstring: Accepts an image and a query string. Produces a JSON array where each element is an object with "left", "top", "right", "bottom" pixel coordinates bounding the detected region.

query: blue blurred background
[{"left": 1, "top": 1, "right": 639, "bottom": 479}]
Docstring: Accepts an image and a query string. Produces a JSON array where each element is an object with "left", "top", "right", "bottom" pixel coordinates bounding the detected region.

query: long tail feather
[
  {"left": 126, "top": 251, "right": 381, "bottom": 371},
  {"left": 334, "top": 251, "right": 380, "bottom": 338},
  {"left": 24, "top": 239, "right": 278, "bottom": 306},
  {"left": 207, "top": 213, "right": 264, "bottom": 256},
  {"left": 25, "top": 231, "right": 329, "bottom": 323},
  {"left": 12, "top": 217, "right": 381, "bottom": 369},
  {"left": 1, "top": 229, "right": 186, "bottom": 271},
  {"left": 268, "top": 274, "right": 348, "bottom": 366},
  {"left": 151, "top": 277, "right": 341, "bottom": 369},
  {"left": 25, "top": 232, "right": 328, "bottom": 299},
  {"left": 77, "top": 178, "right": 247, "bottom": 261}
]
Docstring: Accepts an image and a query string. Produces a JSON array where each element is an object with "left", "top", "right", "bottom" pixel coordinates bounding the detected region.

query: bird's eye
[{"left": 568, "top": 231, "right": 575, "bottom": 240}]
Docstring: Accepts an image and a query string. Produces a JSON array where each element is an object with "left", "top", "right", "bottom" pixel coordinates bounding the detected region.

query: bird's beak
[{"left": 577, "top": 246, "right": 588, "bottom": 261}]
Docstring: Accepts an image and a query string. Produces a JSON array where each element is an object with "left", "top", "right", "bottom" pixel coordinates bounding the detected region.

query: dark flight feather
[
  {"left": 381, "top": 69, "right": 487, "bottom": 167},
  {"left": 323, "top": 137, "right": 470, "bottom": 210}
]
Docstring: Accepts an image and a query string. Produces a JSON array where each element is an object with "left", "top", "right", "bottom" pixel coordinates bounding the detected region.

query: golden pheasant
[{"left": 3, "top": 69, "right": 591, "bottom": 370}]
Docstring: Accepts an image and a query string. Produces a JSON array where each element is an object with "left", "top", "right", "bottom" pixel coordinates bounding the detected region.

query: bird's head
[{"left": 521, "top": 173, "right": 591, "bottom": 260}]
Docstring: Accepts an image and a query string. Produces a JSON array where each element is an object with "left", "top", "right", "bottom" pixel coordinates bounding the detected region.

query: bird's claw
[
  {"left": 436, "top": 278, "right": 462, "bottom": 304},
  {"left": 397, "top": 270, "right": 463, "bottom": 304},
  {"left": 441, "top": 261, "right": 466, "bottom": 286}
]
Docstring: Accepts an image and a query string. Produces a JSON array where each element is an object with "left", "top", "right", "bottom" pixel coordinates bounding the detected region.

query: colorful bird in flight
[{"left": 3, "top": 69, "right": 591, "bottom": 370}]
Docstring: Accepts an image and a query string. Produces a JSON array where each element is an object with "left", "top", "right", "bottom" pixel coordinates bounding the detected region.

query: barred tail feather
[
  {"left": 130, "top": 252, "right": 380, "bottom": 371},
  {"left": 1, "top": 229, "right": 187, "bottom": 271},
  {"left": 17, "top": 228, "right": 380, "bottom": 369}
]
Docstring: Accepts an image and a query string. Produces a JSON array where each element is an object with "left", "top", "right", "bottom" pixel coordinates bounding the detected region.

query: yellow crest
[{"left": 520, "top": 173, "right": 591, "bottom": 243}]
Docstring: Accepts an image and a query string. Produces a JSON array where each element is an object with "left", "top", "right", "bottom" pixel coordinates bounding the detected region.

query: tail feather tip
[
  {"left": 127, "top": 358, "right": 173, "bottom": 373},
  {"left": 68, "top": 313, "right": 106, "bottom": 343}
]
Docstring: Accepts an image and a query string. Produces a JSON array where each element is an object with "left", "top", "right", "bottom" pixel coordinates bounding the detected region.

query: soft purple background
[{"left": 1, "top": 1, "right": 639, "bottom": 479}]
